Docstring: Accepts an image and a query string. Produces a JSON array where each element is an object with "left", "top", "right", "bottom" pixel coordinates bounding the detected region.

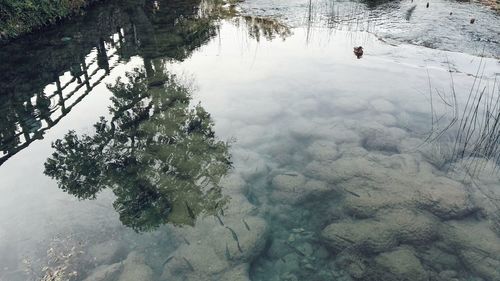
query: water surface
[{"left": 0, "top": 0, "right": 499, "bottom": 281}]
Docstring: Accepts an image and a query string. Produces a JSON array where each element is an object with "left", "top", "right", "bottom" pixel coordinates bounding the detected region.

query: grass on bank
[{"left": 0, "top": 0, "right": 101, "bottom": 40}]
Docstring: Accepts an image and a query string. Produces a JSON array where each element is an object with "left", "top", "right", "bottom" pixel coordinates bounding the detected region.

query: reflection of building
[
  {"left": 0, "top": 34, "right": 122, "bottom": 166},
  {"left": 0, "top": 0, "right": 219, "bottom": 166}
]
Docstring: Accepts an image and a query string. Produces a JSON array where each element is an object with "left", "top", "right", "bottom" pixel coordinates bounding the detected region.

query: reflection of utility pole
[
  {"left": 144, "top": 58, "right": 154, "bottom": 77},
  {"left": 117, "top": 27, "right": 124, "bottom": 57},
  {"left": 81, "top": 57, "right": 91, "bottom": 91},
  {"left": 132, "top": 23, "right": 139, "bottom": 46},
  {"left": 54, "top": 75, "right": 66, "bottom": 113},
  {"left": 306, "top": 0, "right": 313, "bottom": 45},
  {"left": 36, "top": 92, "right": 53, "bottom": 126},
  {"left": 97, "top": 37, "right": 110, "bottom": 74}
]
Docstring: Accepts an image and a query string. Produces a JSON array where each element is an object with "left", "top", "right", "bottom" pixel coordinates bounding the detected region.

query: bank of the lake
[{"left": 0, "top": 0, "right": 105, "bottom": 42}]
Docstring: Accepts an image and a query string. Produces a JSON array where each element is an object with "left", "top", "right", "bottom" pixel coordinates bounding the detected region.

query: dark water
[{"left": 0, "top": 0, "right": 500, "bottom": 281}]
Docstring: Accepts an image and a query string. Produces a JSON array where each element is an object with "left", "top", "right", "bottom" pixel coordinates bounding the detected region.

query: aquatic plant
[{"left": 423, "top": 58, "right": 500, "bottom": 176}]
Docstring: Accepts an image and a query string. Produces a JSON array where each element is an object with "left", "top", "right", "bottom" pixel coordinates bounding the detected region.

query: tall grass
[
  {"left": 0, "top": 0, "right": 102, "bottom": 41},
  {"left": 424, "top": 57, "right": 500, "bottom": 177}
]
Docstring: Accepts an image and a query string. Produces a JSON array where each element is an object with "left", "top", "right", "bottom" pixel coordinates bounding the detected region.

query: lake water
[{"left": 0, "top": 0, "right": 499, "bottom": 280}]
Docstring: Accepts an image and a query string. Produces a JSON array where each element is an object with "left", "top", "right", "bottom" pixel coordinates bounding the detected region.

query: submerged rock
[
  {"left": 86, "top": 239, "right": 127, "bottom": 266},
  {"left": 370, "top": 98, "right": 396, "bottom": 113},
  {"left": 270, "top": 173, "right": 329, "bottom": 203},
  {"left": 442, "top": 221, "right": 500, "bottom": 280},
  {"left": 360, "top": 127, "right": 406, "bottom": 154},
  {"left": 161, "top": 215, "right": 268, "bottom": 281},
  {"left": 218, "top": 263, "right": 252, "bottom": 281},
  {"left": 117, "top": 252, "right": 153, "bottom": 281},
  {"left": 416, "top": 176, "right": 475, "bottom": 219},
  {"left": 373, "top": 247, "right": 428, "bottom": 281},
  {"left": 321, "top": 209, "right": 437, "bottom": 253},
  {"left": 305, "top": 140, "right": 339, "bottom": 162},
  {"left": 83, "top": 262, "right": 123, "bottom": 281}
]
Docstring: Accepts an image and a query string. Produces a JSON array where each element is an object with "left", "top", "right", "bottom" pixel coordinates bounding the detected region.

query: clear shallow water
[{"left": 0, "top": 0, "right": 500, "bottom": 281}]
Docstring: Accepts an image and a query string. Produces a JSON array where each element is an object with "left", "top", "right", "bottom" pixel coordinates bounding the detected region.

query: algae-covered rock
[{"left": 373, "top": 247, "right": 428, "bottom": 281}]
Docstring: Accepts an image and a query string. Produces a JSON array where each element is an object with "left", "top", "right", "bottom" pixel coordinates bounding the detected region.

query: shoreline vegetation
[{"left": 0, "top": 0, "right": 104, "bottom": 42}]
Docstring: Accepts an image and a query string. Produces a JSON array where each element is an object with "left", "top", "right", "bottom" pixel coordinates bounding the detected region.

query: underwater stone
[
  {"left": 220, "top": 174, "right": 246, "bottom": 195},
  {"left": 416, "top": 176, "right": 475, "bottom": 219},
  {"left": 346, "top": 258, "right": 367, "bottom": 279},
  {"left": 321, "top": 209, "right": 437, "bottom": 253},
  {"left": 360, "top": 127, "right": 405, "bottom": 154},
  {"left": 370, "top": 99, "right": 396, "bottom": 113},
  {"left": 117, "top": 252, "right": 153, "bottom": 281},
  {"left": 86, "top": 239, "right": 127, "bottom": 266},
  {"left": 305, "top": 140, "right": 339, "bottom": 162},
  {"left": 314, "top": 245, "right": 330, "bottom": 259},
  {"left": 267, "top": 238, "right": 293, "bottom": 259},
  {"left": 296, "top": 242, "right": 314, "bottom": 257},
  {"left": 233, "top": 149, "right": 269, "bottom": 180},
  {"left": 281, "top": 253, "right": 300, "bottom": 270},
  {"left": 418, "top": 245, "right": 461, "bottom": 272},
  {"left": 83, "top": 262, "right": 123, "bottom": 281},
  {"left": 272, "top": 173, "right": 306, "bottom": 193},
  {"left": 438, "top": 270, "right": 458, "bottom": 279},
  {"left": 160, "top": 245, "right": 229, "bottom": 281},
  {"left": 372, "top": 113, "right": 398, "bottom": 127},
  {"left": 212, "top": 216, "right": 268, "bottom": 261},
  {"left": 270, "top": 173, "right": 329, "bottom": 203},
  {"left": 442, "top": 221, "right": 500, "bottom": 280},
  {"left": 373, "top": 247, "right": 428, "bottom": 281},
  {"left": 343, "top": 189, "right": 411, "bottom": 218},
  {"left": 218, "top": 263, "right": 251, "bottom": 281},
  {"left": 161, "top": 215, "right": 267, "bottom": 281},
  {"left": 333, "top": 96, "right": 368, "bottom": 114}
]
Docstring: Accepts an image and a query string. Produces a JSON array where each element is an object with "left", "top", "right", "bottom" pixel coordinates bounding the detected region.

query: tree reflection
[
  {"left": 241, "top": 16, "right": 292, "bottom": 42},
  {"left": 44, "top": 65, "right": 232, "bottom": 232}
]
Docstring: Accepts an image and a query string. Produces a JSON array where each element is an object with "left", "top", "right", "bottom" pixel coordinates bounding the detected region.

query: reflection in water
[
  {"left": 0, "top": 0, "right": 291, "bottom": 167},
  {"left": 44, "top": 64, "right": 232, "bottom": 231},
  {"left": 3, "top": 0, "right": 499, "bottom": 281},
  {"left": 240, "top": 15, "right": 292, "bottom": 42}
]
